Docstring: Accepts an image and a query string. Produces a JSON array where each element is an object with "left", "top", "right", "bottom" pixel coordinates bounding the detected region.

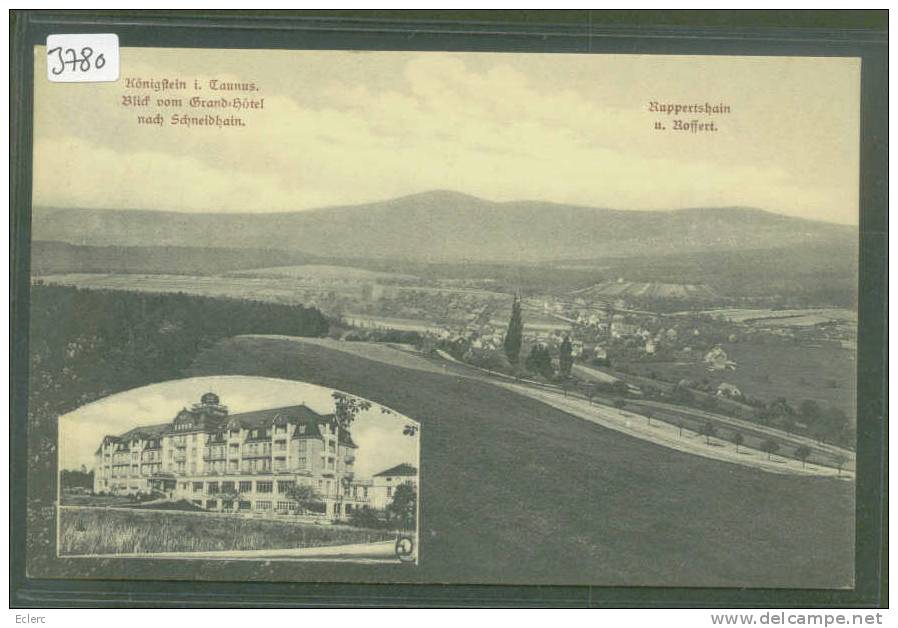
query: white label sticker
[{"left": 46, "top": 34, "right": 119, "bottom": 83}]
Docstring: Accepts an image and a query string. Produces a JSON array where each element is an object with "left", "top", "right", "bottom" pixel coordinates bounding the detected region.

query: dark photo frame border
[{"left": 9, "top": 9, "right": 888, "bottom": 608}]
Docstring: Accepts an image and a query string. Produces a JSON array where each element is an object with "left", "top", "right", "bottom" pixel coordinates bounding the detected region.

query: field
[
  {"left": 184, "top": 335, "right": 854, "bottom": 588},
  {"left": 36, "top": 273, "right": 352, "bottom": 306},
  {"left": 617, "top": 340, "right": 856, "bottom": 419},
  {"left": 573, "top": 280, "right": 717, "bottom": 300},
  {"left": 58, "top": 507, "right": 393, "bottom": 556},
  {"left": 227, "top": 264, "right": 418, "bottom": 282},
  {"left": 693, "top": 308, "right": 857, "bottom": 327},
  {"left": 342, "top": 314, "right": 444, "bottom": 334}
]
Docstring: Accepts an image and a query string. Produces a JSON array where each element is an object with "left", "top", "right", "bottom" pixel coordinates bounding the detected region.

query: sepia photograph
[
  {"left": 57, "top": 376, "right": 419, "bottom": 563},
  {"left": 24, "top": 44, "right": 862, "bottom": 590}
]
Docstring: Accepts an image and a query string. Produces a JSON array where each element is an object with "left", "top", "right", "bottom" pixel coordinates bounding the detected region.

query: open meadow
[
  {"left": 616, "top": 340, "right": 856, "bottom": 419},
  {"left": 35, "top": 272, "right": 369, "bottom": 307},
  {"left": 227, "top": 264, "right": 419, "bottom": 282},
  {"left": 58, "top": 507, "right": 394, "bottom": 556},
  {"left": 184, "top": 335, "right": 855, "bottom": 588}
]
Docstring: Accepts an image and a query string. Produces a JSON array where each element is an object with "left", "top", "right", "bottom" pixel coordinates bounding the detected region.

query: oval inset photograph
[{"left": 57, "top": 375, "right": 420, "bottom": 564}]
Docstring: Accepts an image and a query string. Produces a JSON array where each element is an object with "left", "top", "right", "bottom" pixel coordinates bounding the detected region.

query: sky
[
  {"left": 33, "top": 48, "right": 860, "bottom": 224},
  {"left": 58, "top": 376, "right": 419, "bottom": 479}
]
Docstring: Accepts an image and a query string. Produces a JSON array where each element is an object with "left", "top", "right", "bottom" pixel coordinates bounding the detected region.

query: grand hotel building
[{"left": 93, "top": 393, "right": 415, "bottom": 519}]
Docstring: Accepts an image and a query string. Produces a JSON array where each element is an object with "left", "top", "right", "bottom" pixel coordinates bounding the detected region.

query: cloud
[{"left": 33, "top": 49, "right": 860, "bottom": 224}]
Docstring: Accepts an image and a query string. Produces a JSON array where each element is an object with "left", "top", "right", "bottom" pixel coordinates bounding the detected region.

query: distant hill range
[{"left": 32, "top": 190, "right": 855, "bottom": 263}]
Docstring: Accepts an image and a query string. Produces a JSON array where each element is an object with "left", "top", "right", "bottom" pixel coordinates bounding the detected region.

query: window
[
  {"left": 256, "top": 501, "right": 272, "bottom": 511},
  {"left": 239, "top": 481, "right": 252, "bottom": 492},
  {"left": 207, "top": 482, "right": 219, "bottom": 494},
  {"left": 192, "top": 482, "right": 203, "bottom": 492},
  {"left": 221, "top": 500, "right": 233, "bottom": 510},
  {"left": 205, "top": 499, "right": 217, "bottom": 509},
  {"left": 256, "top": 481, "right": 272, "bottom": 493},
  {"left": 277, "top": 480, "right": 295, "bottom": 493},
  {"left": 222, "top": 481, "right": 235, "bottom": 492},
  {"left": 276, "top": 501, "right": 293, "bottom": 511},
  {"left": 387, "top": 487, "right": 393, "bottom": 497},
  {"left": 238, "top": 500, "right": 251, "bottom": 511}
]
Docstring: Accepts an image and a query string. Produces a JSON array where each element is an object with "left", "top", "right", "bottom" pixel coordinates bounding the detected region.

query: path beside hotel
[{"left": 73, "top": 540, "right": 401, "bottom": 562}]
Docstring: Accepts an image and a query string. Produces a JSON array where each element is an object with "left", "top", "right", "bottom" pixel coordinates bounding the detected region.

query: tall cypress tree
[
  {"left": 503, "top": 294, "right": 523, "bottom": 364},
  {"left": 559, "top": 335, "right": 573, "bottom": 378}
]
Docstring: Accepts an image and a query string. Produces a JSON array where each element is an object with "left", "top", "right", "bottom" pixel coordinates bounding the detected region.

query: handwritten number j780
[{"left": 47, "top": 46, "right": 106, "bottom": 75}]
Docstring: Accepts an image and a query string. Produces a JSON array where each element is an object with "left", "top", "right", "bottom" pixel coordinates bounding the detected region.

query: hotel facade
[{"left": 92, "top": 393, "right": 415, "bottom": 520}]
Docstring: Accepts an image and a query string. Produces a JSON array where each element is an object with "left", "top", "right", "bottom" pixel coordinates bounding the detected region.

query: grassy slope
[
  {"left": 59, "top": 507, "right": 392, "bottom": 556},
  {"left": 186, "top": 336, "right": 854, "bottom": 588}
]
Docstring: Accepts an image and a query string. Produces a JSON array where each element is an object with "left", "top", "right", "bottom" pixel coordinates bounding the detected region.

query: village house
[
  {"left": 362, "top": 463, "right": 418, "bottom": 510},
  {"left": 610, "top": 316, "right": 638, "bottom": 339},
  {"left": 716, "top": 382, "right": 743, "bottom": 399},
  {"left": 704, "top": 346, "right": 737, "bottom": 371}
]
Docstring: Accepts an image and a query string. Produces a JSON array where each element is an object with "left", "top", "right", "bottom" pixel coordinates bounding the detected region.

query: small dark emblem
[{"left": 395, "top": 535, "right": 415, "bottom": 563}]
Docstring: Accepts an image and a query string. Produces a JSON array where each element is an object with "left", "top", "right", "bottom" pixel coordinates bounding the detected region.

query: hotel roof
[
  {"left": 102, "top": 401, "right": 356, "bottom": 448},
  {"left": 373, "top": 463, "right": 417, "bottom": 477}
]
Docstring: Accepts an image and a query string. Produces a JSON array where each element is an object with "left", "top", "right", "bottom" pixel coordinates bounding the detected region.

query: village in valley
[
  {"left": 38, "top": 260, "right": 858, "bottom": 458},
  {"left": 344, "top": 276, "right": 854, "bottom": 425}
]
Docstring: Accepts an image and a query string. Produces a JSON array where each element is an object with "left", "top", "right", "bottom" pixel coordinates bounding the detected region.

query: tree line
[{"left": 29, "top": 284, "right": 330, "bottom": 417}]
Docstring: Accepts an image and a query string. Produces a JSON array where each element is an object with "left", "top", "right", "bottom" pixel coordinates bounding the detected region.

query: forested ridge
[{"left": 29, "top": 284, "right": 329, "bottom": 417}]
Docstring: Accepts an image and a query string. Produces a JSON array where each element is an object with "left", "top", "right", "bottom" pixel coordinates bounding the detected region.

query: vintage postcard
[
  {"left": 57, "top": 377, "right": 420, "bottom": 563},
  {"left": 27, "top": 46, "right": 859, "bottom": 587}
]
